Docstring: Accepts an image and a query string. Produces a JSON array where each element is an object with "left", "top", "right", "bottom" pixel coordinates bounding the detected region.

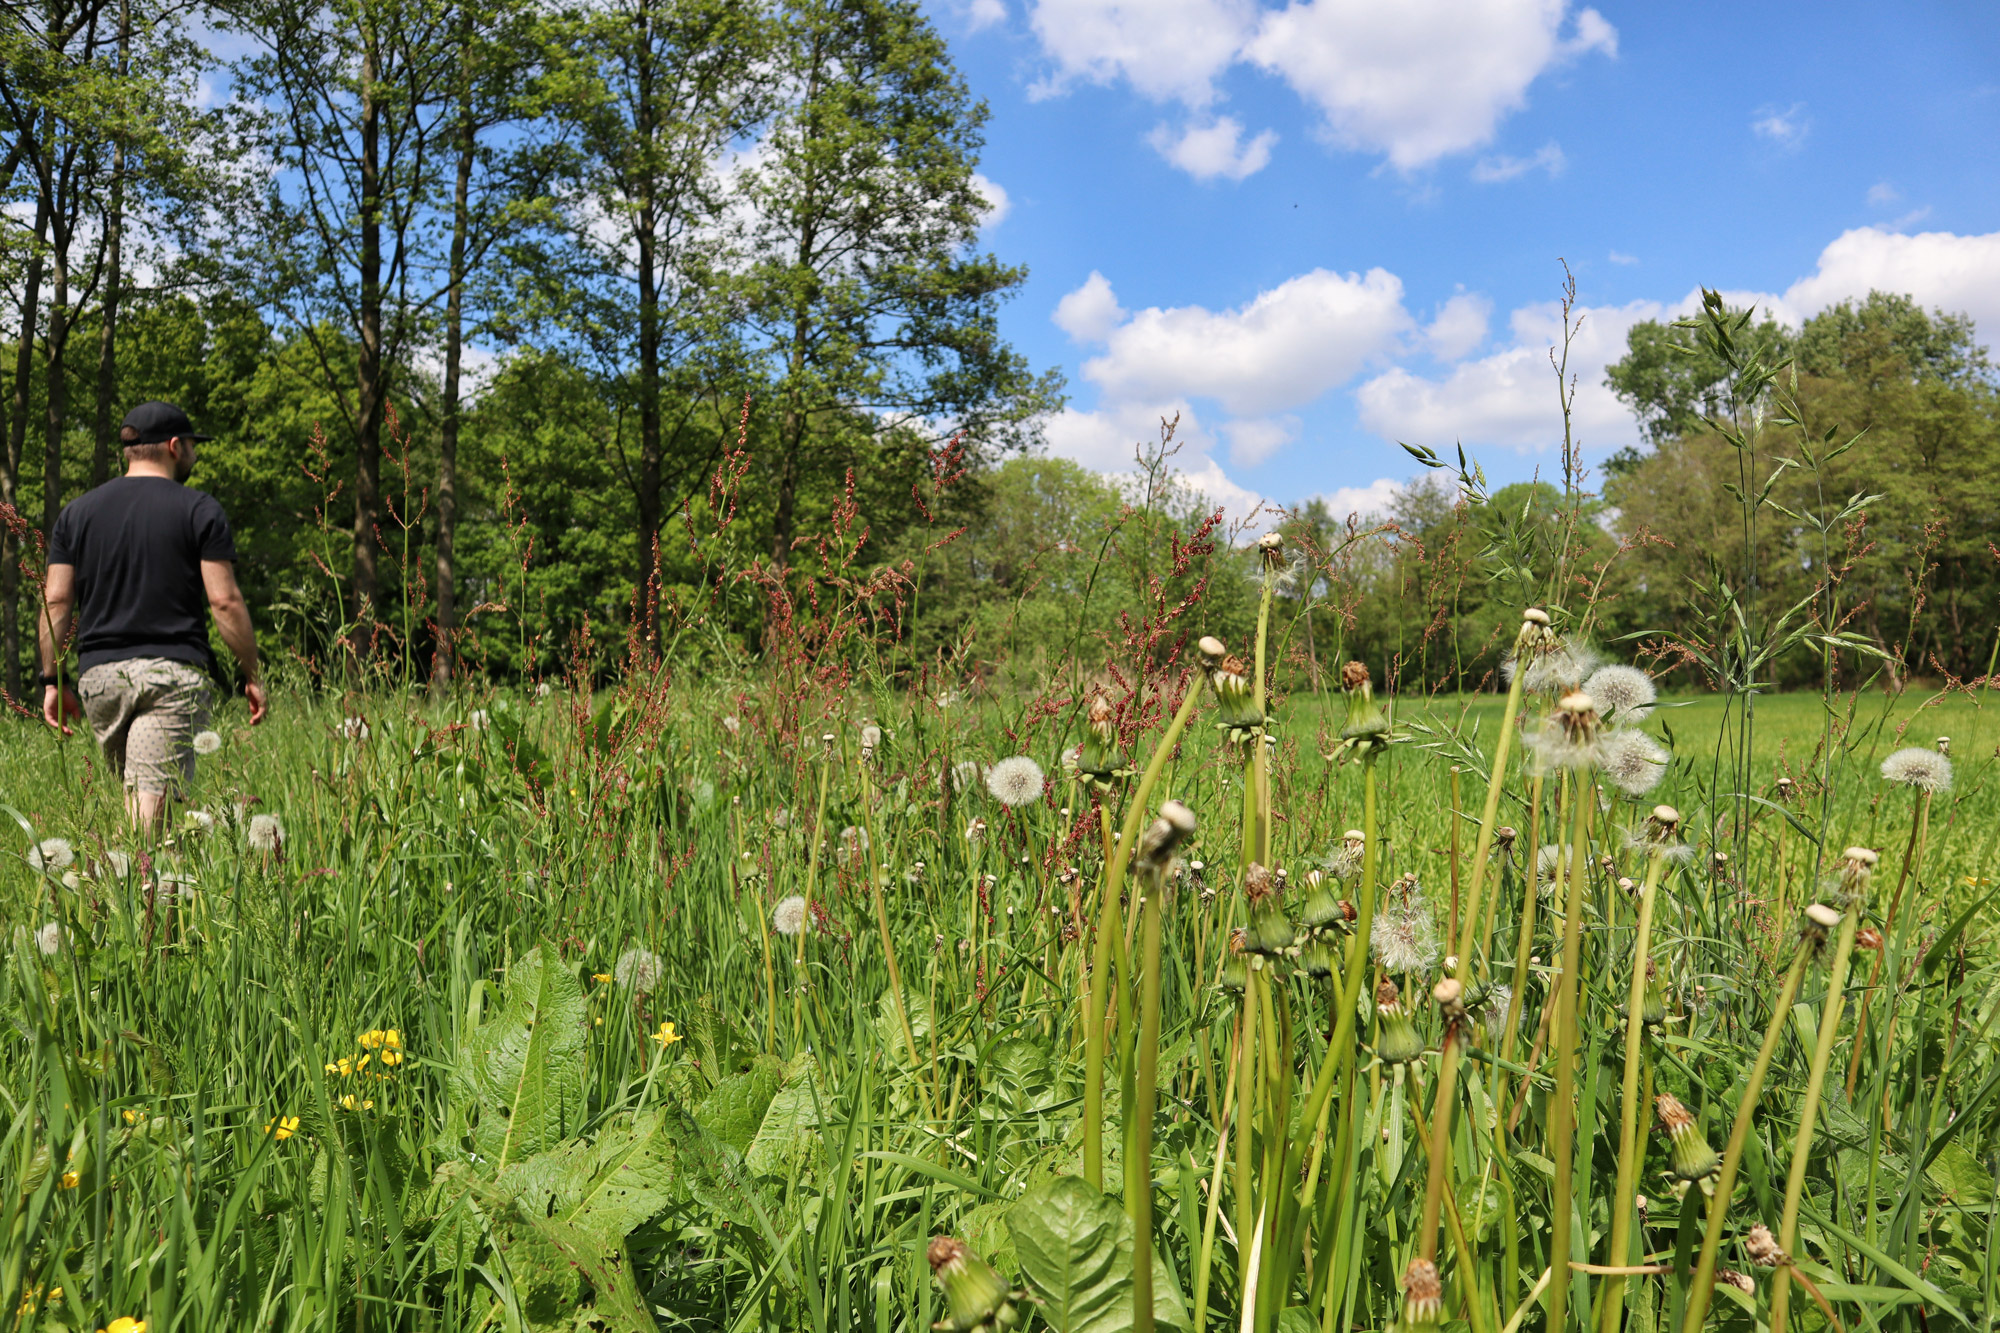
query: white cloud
[
  {"left": 1425, "top": 291, "right": 1491, "bottom": 360},
  {"left": 1356, "top": 297, "right": 1666, "bottom": 452},
  {"left": 1053, "top": 271, "right": 1127, "bottom": 342},
  {"left": 1751, "top": 101, "right": 1810, "bottom": 149},
  {"left": 1471, "top": 140, "right": 1566, "bottom": 183},
  {"left": 1084, "top": 267, "right": 1411, "bottom": 415},
  {"left": 1223, "top": 416, "right": 1301, "bottom": 465},
  {"left": 1244, "top": 0, "right": 1616, "bottom": 170},
  {"left": 1149, "top": 116, "right": 1278, "bottom": 181},
  {"left": 960, "top": 0, "right": 1007, "bottom": 28},
  {"left": 1608, "top": 250, "right": 1639, "bottom": 265},
  {"left": 971, "top": 172, "right": 1011, "bottom": 225},
  {"left": 1867, "top": 181, "right": 1900, "bottom": 207},
  {"left": 1783, "top": 226, "right": 2000, "bottom": 337},
  {"left": 1043, "top": 399, "right": 1216, "bottom": 473},
  {"left": 1027, "top": 0, "right": 1256, "bottom": 106},
  {"left": 1317, "top": 476, "right": 1403, "bottom": 522}
]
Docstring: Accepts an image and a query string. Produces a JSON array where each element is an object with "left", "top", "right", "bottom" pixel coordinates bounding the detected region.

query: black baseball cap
[{"left": 120, "top": 401, "right": 214, "bottom": 445}]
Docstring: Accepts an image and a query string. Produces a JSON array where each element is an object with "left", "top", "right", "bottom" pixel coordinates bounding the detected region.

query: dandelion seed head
[
  {"left": 35, "top": 921, "right": 63, "bottom": 955},
  {"left": 1370, "top": 876, "right": 1439, "bottom": 975},
  {"left": 468, "top": 710, "right": 489, "bottom": 733},
  {"left": 1510, "top": 641, "right": 1601, "bottom": 695},
  {"left": 772, "top": 895, "right": 808, "bottom": 937},
  {"left": 187, "top": 810, "right": 215, "bottom": 832},
  {"left": 1880, "top": 746, "right": 1952, "bottom": 793},
  {"left": 1583, "top": 664, "right": 1656, "bottom": 722},
  {"left": 100, "top": 851, "right": 132, "bottom": 879},
  {"left": 28, "top": 838, "right": 74, "bottom": 871},
  {"left": 614, "top": 947, "right": 663, "bottom": 990},
  {"left": 986, "top": 756, "right": 1045, "bottom": 808},
  {"left": 246, "top": 814, "right": 285, "bottom": 852},
  {"left": 193, "top": 730, "right": 223, "bottom": 755},
  {"left": 1597, "top": 728, "right": 1671, "bottom": 797}
]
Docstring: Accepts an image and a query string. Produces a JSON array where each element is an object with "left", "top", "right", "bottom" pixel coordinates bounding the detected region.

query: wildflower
[
  {"left": 1880, "top": 746, "right": 1952, "bottom": 793},
  {"left": 122, "top": 1109, "right": 147, "bottom": 1125},
  {"left": 614, "top": 948, "right": 663, "bottom": 990},
  {"left": 592, "top": 972, "right": 613, "bottom": 984},
  {"left": 339, "top": 1095, "right": 374, "bottom": 1111},
  {"left": 965, "top": 817, "right": 988, "bottom": 844},
  {"left": 101, "top": 1319, "right": 146, "bottom": 1333},
  {"left": 337, "top": 716, "right": 370, "bottom": 741},
  {"left": 1655, "top": 1093, "right": 1719, "bottom": 1181},
  {"left": 325, "top": 1056, "right": 354, "bottom": 1077},
  {"left": 1583, "top": 664, "right": 1657, "bottom": 723},
  {"left": 35, "top": 921, "right": 63, "bottom": 956},
  {"left": 986, "top": 756, "right": 1045, "bottom": 808},
  {"left": 27, "top": 837, "right": 74, "bottom": 872},
  {"left": 246, "top": 814, "right": 285, "bottom": 852},
  {"left": 193, "top": 729, "right": 223, "bottom": 755},
  {"left": 652, "top": 1022, "right": 682, "bottom": 1049},
  {"left": 859, "top": 723, "right": 882, "bottom": 759},
  {"left": 927, "top": 1236, "right": 1019, "bottom": 1333},
  {"left": 1371, "top": 873, "right": 1439, "bottom": 975},
  {"left": 186, "top": 809, "right": 216, "bottom": 831},
  {"left": 1134, "top": 800, "right": 1196, "bottom": 873},
  {"left": 1374, "top": 977, "right": 1426, "bottom": 1065},
  {"left": 772, "top": 895, "right": 808, "bottom": 937},
  {"left": 1508, "top": 639, "right": 1602, "bottom": 696},
  {"left": 60, "top": 1169, "right": 80, "bottom": 1188},
  {"left": 265, "top": 1115, "right": 300, "bottom": 1141},
  {"left": 1527, "top": 691, "right": 1602, "bottom": 772},
  {"left": 1597, "top": 728, "right": 1671, "bottom": 797},
  {"left": 1400, "top": 1257, "right": 1442, "bottom": 1330}
]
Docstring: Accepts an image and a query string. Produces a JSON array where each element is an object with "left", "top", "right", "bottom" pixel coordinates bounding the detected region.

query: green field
[{"left": 3, "top": 663, "right": 1997, "bottom": 1332}]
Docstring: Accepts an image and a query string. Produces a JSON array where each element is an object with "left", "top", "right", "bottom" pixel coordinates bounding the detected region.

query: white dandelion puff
[
  {"left": 1370, "top": 876, "right": 1440, "bottom": 975},
  {"left": 614, "top": 947, "right": 663, "bottom": 990},
  {"left": 193, "top": 730, "right": 223, "bottom": 755},
  {"left": 337, "top": 717, "right": 370, "bottom": 741},
  {"left": 1880, "top": 746, "right": 1952, "bottom": 794},
  {"left": 35, "top": 921, "right": 64, "bottom": 955},
  {"left": 1597, "top": 729, "right": 1671, "bottom": 797},
  {"left": 772, "top": 895, "right": 808, "bottom": 937},
  {"left": 947, "top": 759, "right": 983, "bottom": 793},
  {"left": 1583, "top": 665, "right": 1657, "bottom": 723},
  {"left": 986, "top": 756, "right": 1046, "bottom": 808},
  {"left": 722, "top": 715, "right": 740, "bottom": 735},
  {"left": 965, "top": 817, "right": 988, "bottom": 844},
  {"left": 536, "top": 680, "right": 553, "bottom": 698},
  {"left": 246, "top": 814, "right": 285, "bottom": 852},
  {"left": 1480, "top": 984, "right": 1516, "bottom": 1042},
  {"left": 186, "top": 810, "right": 216, "bottom": 832},
  {"left": 859, "top": 724, "right": 882, "bottom": 753},
  {"left": 1506, "top": 641, "right": 1602, "bottom": 695},
  {"left": 468, "top": 709, "right": 489, "bottom": 733},
  {"left": 27, "top": 838, "right": 74, "bottom": 872},
  {"left": 99, "top": 850, "right": 132, "bottom": 880}
]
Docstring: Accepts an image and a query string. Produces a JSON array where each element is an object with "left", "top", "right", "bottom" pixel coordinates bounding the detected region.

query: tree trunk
[
  {"left": 352, "top": 22, "right": 385, "bottom": 643},
  {"left": 433, "top": 3, "right": 474, "bottom": 688},
  {"left": 632, "top": 0, "right": 662, "bottom": 648},
  {"left": 43, "top": 241, "right": 70, "bottom": 538},
  {"left": 2, "top": 188, "right": 50, "bottom": 698},
  {"left": 90, "top": 0, "right": 126, "bottom": 490}
]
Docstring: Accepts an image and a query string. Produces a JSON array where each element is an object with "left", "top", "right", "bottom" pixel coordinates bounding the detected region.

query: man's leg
[{"left": 124, "top": 662, "right": 211, "bottom": 833}]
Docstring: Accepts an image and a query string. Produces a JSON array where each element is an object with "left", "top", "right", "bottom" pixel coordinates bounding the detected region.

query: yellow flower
[
  {"left": 592, "top": 972, "right": 613, "bottom": 984},
  {"left": 339, "top": 1095, "right": 374, "bottom": 1112},
  {"left": 18, "top": 1285, "right": 62, "bottom": 1315},
  {"left": 122, "top": 1108, "right": 148, "bottom": 1126},
  {"left": 265, "top": 1116, "right": 299, "bottom": 1141},
  {"left": 379, "top": 1049, "right": 402, "bottom": 1067},
  {"left": 100, "top": 1318, "right": 146, "bottom": 1333},
  {"left": 593, "top": 1016, "right": 604, "bottom": 1027},
  {"left": 652, "top": 1022, "right": 682, "bottom": 1049},
  {"left": 325, "top": 1056, "right": 355, "bottom": 1078},
  {"left": 356, "top": 1053, "right": 371, "bottom": 1071},
  {"left": 382, "top": 1029, "right": 401, "bottom": 1050},
  {"left": 357, "top": 1029, "right": 384, "bottom": 1050},
  {"left": 60, "top": 1170, "right": 80, "bottom": 1189}
]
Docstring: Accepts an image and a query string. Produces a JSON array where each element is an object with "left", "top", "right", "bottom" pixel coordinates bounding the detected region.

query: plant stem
[
  {"left": 1130, "top": 862, "right": 1167, "bottom": 1333},
  {"left": 1598, "top": 846, "right": 1668, "bottom": 1332},
  {"left": 1771, "top": 896, "right": 1862, "bottom": 1333},
  {"left": 1680, "top": 939, "right": 1812, "bottom": 1333},
  {"left": 1545, "top": 777, "right": 1594, "bottom": 1333},
  {"left": 1846, "top": 788, "right": 1925, "bottom": 1098}
]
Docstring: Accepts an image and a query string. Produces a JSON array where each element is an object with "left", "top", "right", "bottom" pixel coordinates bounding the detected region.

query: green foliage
[{"left": 1006, "top": 1176, "right": 1190, "bottom": 1333}]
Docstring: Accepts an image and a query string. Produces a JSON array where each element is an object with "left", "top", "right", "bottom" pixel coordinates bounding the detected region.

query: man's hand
[
  {"left": 43, "top": 684, "right": 82, "bottom": 735},
  {"left": 245, "top": 680, "right": 269, "bottom": 726}
]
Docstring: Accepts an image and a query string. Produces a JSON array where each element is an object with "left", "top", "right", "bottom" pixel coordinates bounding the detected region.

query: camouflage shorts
[{"left": 77, "top": 658, "right": 213, "bottom": 795}]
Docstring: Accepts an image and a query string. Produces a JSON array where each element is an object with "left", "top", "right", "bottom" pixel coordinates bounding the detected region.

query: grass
[{"left": 2, "top": 657, "right": 1998, "bottom": 1333}]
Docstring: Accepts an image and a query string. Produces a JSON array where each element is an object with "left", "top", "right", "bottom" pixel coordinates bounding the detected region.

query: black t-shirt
[{"left": 48, "top": 476, "right": 237, "bottom": 676}]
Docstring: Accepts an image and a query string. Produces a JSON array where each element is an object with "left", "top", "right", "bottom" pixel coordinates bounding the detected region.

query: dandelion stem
[
  {"left": 1846, "top": 788, "right": 1925, "bottom": 1099},
  {"left": 1598, "top": 846, "right": 1668, "bottom": 1332},
  {"left": 1680, "top": 938, "right": 1813, "bottom": 1333},
  {"left": 1545, "top": 780, "right": 1593, "bottom": 1333}
]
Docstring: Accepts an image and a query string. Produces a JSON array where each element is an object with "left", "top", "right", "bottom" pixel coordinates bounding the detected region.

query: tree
[{"left": 736, "top": 0, "right": 1059, "bottom": 571}]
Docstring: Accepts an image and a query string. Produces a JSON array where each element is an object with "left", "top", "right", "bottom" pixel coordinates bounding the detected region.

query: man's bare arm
[
  {"left": 37, "top": 563, "right": 74, "bottom": 678},
  {"left": 202, "top": 559, "right": 268, "bottom": 724}
]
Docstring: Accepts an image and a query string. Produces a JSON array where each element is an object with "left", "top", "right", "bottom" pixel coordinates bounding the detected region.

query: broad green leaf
[
  {"left": 460, "top": 946, "right": 589, "bottom": 1171},
  {"left": 695, "top": 1053, "right": 784, "bottom": 1153},
  {"left": 1005, "top": 1175, "right": 1189, "bottom": 1333},
  {"left": 746, "top": 1052, "right": 824, "bottom": 1176}
]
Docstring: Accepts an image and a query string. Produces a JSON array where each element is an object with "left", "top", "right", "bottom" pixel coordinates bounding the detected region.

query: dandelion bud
[
  {"left": 1744, "top": 1224, "right": 1789, "bottom": 1268},
  {"left": 1400, "top": 1258, "right": 1442, "bottom": 1331},
  {"left": 1197, "top": 635, "right": 1227, "bottom": 663},
  {"left": 1656, "top": 1093, "right": 1720, "bottom": 1182},
  {"left": 1936, "top": 735, "right": 1951, "bottom": 756},
  {"left": 927, "top": 1237, "right": 1020, "bottom": 1332},
  {"left": 1301, "top": 937, "right": 1336, "bottom": 978},
  {"left": 1339, "top": 661, "right": 1389, "bottom": 745},
  {"left": 1136, "top": 800, "right": 1197, "bottom": 872},
  {"left": 1641, "top": 963, "right": 1667, "bottom": 1027},
  {"left": 1804, "top": 903, "right": 1841, "bottom": 929},
  {"left": 1301, "top": 875, "right": 1345, "bottom": 932},
  {"left": 1375, "top": 978, "right": 1425, "bottom": 1065},
  {"left": 1494, "top": 825, "right": 1518, "bottom": 851},
  {"left": 1256, "top": 531, "right": 1286, "bottom": 569},
  {"left": 1838, "top": 846, "right": 1878, "bottom": 905},
  {"left": 1220, "top": 928, "right": 1250, "bottom": 993}
]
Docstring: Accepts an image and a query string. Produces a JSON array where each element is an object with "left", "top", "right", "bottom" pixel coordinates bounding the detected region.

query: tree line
[{"left": 0, "top": 0, "right": 1057, "bottom": 695}]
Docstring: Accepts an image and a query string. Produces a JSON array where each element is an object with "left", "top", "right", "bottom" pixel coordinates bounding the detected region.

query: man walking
[{"left": 37, "top": 401, "right": 268, "bottom": 828}]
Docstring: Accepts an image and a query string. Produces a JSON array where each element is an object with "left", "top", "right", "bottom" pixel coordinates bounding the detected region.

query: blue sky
[{"left": 929, "top": 0, "right": 2000, "bottom": 518}]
